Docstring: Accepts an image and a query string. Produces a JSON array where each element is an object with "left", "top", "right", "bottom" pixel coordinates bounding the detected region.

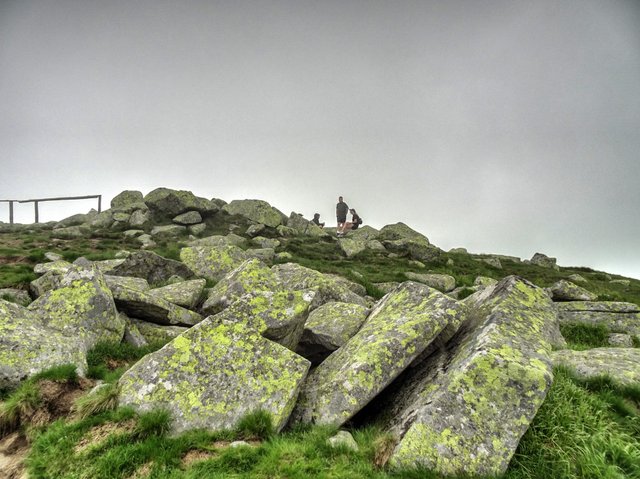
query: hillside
[{"left": 1, "top": 188, "right": 639, "bottom": 479}]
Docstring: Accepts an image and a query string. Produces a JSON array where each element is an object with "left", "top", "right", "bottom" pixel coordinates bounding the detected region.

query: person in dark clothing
[
  {"left": 311, "top": 213, "right": 325, "bottom": 228},
  {"left": 338, "top": 209, "right": 362, "bottom": 236},
  {"left": 336, "top": 196, "right": 349, "bottom": 230}
]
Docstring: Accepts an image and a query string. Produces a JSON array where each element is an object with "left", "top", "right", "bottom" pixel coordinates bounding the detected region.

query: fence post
[
  {"left": 98, "top": 195, "right": 102, "bottom": 213},
  {"left": 9, "top": 201, "right": 14, "bottom": 225},
  {"left": 34, "top": 201, "right": 39, "bottom": 223}
]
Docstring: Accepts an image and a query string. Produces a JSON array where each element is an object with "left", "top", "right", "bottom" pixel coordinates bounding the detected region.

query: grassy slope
[{"left": 1, "top": 227, "right": 639, "bottom": 478}]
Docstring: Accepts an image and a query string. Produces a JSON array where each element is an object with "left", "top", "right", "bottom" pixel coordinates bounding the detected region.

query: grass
[
  {"left": 73, "top": 382, "right": 120, "bottom": 419},
  {"left": 559, "top": 323, "right": 611, "bottom": 350},
  {"left": 86, "top": 340, "right": 168, "bottom": 382}
]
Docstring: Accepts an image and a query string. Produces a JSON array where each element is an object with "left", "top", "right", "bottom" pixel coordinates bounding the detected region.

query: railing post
[
  {"left": 9, "top": 201, "right": 14, "bottom": 225},
  {"left": 98, "top": 195, "right": 102, "bottom": 213},
  {"left": 34, "top": 201, "right": 39, "bottom": 223}
]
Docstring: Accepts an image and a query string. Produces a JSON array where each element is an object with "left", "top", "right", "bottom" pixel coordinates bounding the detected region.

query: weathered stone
[
  {"left": 34, "top": 260, "right": 71, "bottom": 275},
  {"left": 251, "top": 236, "right": 280, "bottom": 249},
  {"left": 212, "top": 290, "right": 314, "bottom": 350},
  {"left": 147, "top": 279, "right": 206, "bottom": 309},
  {"left": 112, "top": 212, "right": 131, "bottom": 223},
  {"left": 286, "top": 212, "right": 328, "bottom": 237},
  {"left": 479, "top": 256, "right": 502, "bottom": 269},
  {"left": 55, "top": 211, "right": 97, "bottom": 228},
  {"left": 348, "top": 225, "right": 379, "bottom": 241},
  {"left": 222, "top": 199, "right": 286, "bottom": 228},
  {"left": 144, "top": 187, "right": 215, "bottom": 219},
  {"left": 44, "top": 252, "right": 63, "bottom": 262},
  {"left": 556, "top": 301, "right": 640, "bottom": 339},
  {"left": 386, "top": 276, "right": 556, "bottom": 477},
  {"left": 130, "top": 318, "right": 188, "bottom": 344},
  {"left": 30, "top": 271, "right": 63, "bottom": 298},
  {"left": 296, "top": 302, "right": 369, "bottom": 364},
  {"left": 373, "top": 282, "right": 401, "bottom": 294},
  {"left": 378, "top": 223, "right": 430, "bottom": 245},
  {"left": 202, "top": 259, "right": 278, "bottom": 315},
  {"left": 111, "top": 190, "right": 144, "bottom": 209},
  {"left": 338, "top": 237, "right": 367, "bottom": 258},
  {"left": 404, "top": 272, "right": 456, "bottom": 293},
  {"left": 128, "top": 209, "right": 152, "bottom": 228},
  {"left": 291, "top": 282, "right": 466, "bottom": 427},
  {"left": 325, "top": 274, "right": 367, "bottom": 297},
  {"left": 93, "top": 259, "right": 126, "bottom": 274},
  {"left": 136, "top": 234, "right": 156, "bottom": 249},
  {"left": 151, "top": 224, "right": 187, "bottom": 239},
  {"left": 188, "top": 223, "right": 207, "bottom": 236},
  {"left": 188, "top": 234, "right": 246, "bottom": 248},
  {"left": 112, "top": 286, "right": 202, "bottom": 327},
  {"left": 568, "top": 274, "right": 588, "bottom": 283},
  {"left": 109, "top": 250, "right": 194, "bottom": 285},
  {"left": 0, "top": 300, "right": 87, "bottom": 389},
  {"left": 0, "top": 288, "right": 31, "bottom": 306},
  {"left": 90, "top": 210, "right": 115, "bottom": 229},
  {"left": 246, "top": 224, "right": 266, "bottom": 237},
  {"left": 51, "top": 225, "right": 90, "bottom": 239},
  {"left": 366, "top": 240, "right": 387, "bottom": 252},
  {"left": 28, "top": 265, "right": 124, "bottom": 351},
  {"left": 272, "top": 263, "right": 367, "bottom": 310},
  {"left": 123, "top": 229, "right": 144, "bottom": 238},
  {"left": 275, "top": 252, "right": 293, "bottom": 261},
  {"left": 608, "top": 333, "right": 633, "bottom": 348},
  {"left": 474, "top": 276, "right": 498, "bottom": 287},
  {"left": 276, "top": 225, "right": 297, "bottom": 237},
  {"left": 121, "top": 313, "right": 148, "bottom": 348},
  {"left": 118, "top": 319, "right": 310, "bottom": 434},
  {"left": 327, "top": 431, "right": 359, "bottom": 452},
  {"left": 180, "top": 244, "right": 248, "bottom": 282},
  {"left": 552, "top": 348, "right": 640, "bottom": 386},
  {"left": 173, "top": 211, "right": 202, "bottom": 226},
  {"left": 547, "top": 280, "right": 597, "bottom": 301},
  {"left": 246, "top": 248, "right": 275, "bottom": 263},
  {"left": 449, "top": 247, "right": 468, "bottom": 254},
  {"left": 530, "top": 252, "right": 558, "bottom": 269},
  {"left": 610, "top": 279, "right": 631, "bottom": 286},
  {"left": 104, "top": 275, "right": 150, "bottom": 293}
]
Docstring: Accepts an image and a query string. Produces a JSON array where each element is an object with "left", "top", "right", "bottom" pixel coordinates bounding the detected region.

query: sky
[{"left": 1, "top": 0, "right": 639, "bottom": 279}]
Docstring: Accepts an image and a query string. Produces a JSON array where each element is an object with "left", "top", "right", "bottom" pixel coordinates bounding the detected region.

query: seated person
[
  {"left": 338, "top": 209, "right": 362, "bottom": 236},
  {"left": 311, "top": 213, "right": 325, "bottom": 228}
]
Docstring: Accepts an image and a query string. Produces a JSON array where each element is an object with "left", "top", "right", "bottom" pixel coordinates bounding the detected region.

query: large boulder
[
  {"left": 0, "top": 300, "right": 87, "bottom": 389},
  {"left": 28, "top": 265, "right": 124, "bottom": 351},
  {"left": 378, "top": 223, "right": 430, "bottom": 245},
  {"left": 111, "top": 190, "right": 144, "bottom": 209},
  {"left": 172, "top": 211, "right": 202, "bottom": 226},
  {"left": 291, "top": 282, "right": 466, "bottom": 427},
  {"left": 108, "top": 250, "right": 194, "bottom": 285},
  {"left": 286, "top": 212, "right": 328, "bottom": 237},
  {"left": 547, "top": 280, "right": 597, "bottom": 301},
  {"left": 180, "top": 244, "right": 248, "bottom": 282},
  {"left": 552, "top": 348, "right": 640, "bottom": 386},
  {"left": 147, "top": 279, "right": 206, "bottom": 309},
  {"left": 296, "top": 302, "right": 369, "bottom": 364},
  {"left": 530, "top": 252, "right": 559, "bottom": 270},
  {"left": 143, "top": 187, "right": 215, "bottom": 220},
  {"left": 112, "top": 286, "right": 202, "bottom": 327},
  {"left": 212, "top": 290, "right": 314, "bottom": 350},
  {"left": 385, "top": 276, "right": 556, "bottom": 477},
  {"left": 404, "top": 272, "right": 456, "bottom": 293},
  {"left": 201, "top": 259, "right": 279, "bottom": 315},
  {"left": 272, "top": 263, "right": 367, "bottom": 310},
  {"left": 556, "top": 301, "right": 640, "bottom": 339},
  {"left": 337, "top": 237, "right": 368, "bottom": 258},
  {"left": 118, "top": 319, "right": 310, "bottom": 434},
  {"left": 222, "top": 199, "right": 286, "bottom": 228}
]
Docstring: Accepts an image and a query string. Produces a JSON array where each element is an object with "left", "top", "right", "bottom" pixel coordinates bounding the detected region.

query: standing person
[
  {"left": 338, "top": 209, "right": 362, "bottom": 236},
  {"left": 336, "top": 196, "right": 349, "bottom": 231}
]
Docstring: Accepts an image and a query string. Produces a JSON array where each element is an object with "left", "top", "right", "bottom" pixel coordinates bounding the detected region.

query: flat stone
[
  {"left": 547, "top": 280, "right": 597, "bottom": 301},
  {"left": 173, "top": 211, "right": 203, "bottom": 226},
  {"left": 112, "top": 286, "right": 203, "bottom": 327},
  {"left": 180, "top": 244, "right": 248, "bottom": 282},
  {"left": 404, "top": 272, "right": 456, "bottom": 293},
  {"left": 109, "top": 250, "right": 194, "bottom": 285},
  {"left": 147, "top": 279, "right": 206, "bottom": 309},
  {"left": 552, "top": 348, "right": 640, "bottom": 386}
]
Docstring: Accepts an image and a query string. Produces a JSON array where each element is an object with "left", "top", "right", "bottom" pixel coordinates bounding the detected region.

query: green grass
[{"left": 559, "top": 323, "right": 611, "bottom": 350}]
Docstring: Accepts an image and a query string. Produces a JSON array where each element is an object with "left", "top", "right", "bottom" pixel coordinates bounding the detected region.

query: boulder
[
  {"left": 118, "top": 319, "right": 310, "bottom": 434},
  {"left": 201, "top": 259, "right": 278, "bottom": 315},
  {"left": 189, "top": 223, "right": 207, "bottom": 236},
  {"left": 291, "top": 282, "right": 466, "bottom": 427},
  {"left": 246, "top": 247, "right": 275, "bottom": 263},
  {"left": 93, "top": 259, "right": 126, "bottom": 274},
  {"left": 180, "top": 244, "right": 248, "bottom": 282},
  {"left": 151, "top": 224, "right": 187, "bottom": 239},
  {"left": 246, "top": 224, "right": 266, "bottom": 237},
  {"left": 33, "top": 260, "right": 71, "bottom": 275},
  {"left": 479, "top": 257, "right": 502, "bottom": 269},
  {"left": 378, "top": 223, "right": 430, "bottom": 245},
  {"left": 172, "top": 211, "right": 202, "bottom": 226},
  {"left": 474, "top": 276, "right": 498, "bottom": 287},
  {"left": 29, "top": 271, "right": 63, "bottom": 298},
  {"left": 129, "top": 318, "right": 188, "bottom": 344},
  {"left": 568, "top": 274, "right": 588, "bottom": 283},
  {"left": 108, "top": 250, "right": 194, "bottom": 285},
  {"left": 104, "top": 275, "right": 151, "bottom": 293},
  {"left": 51, "top": 225, "right": 90, "bottom": 239},
  {"left": 373, "top": 282, "right": 401, "bottom": 294},
  {"left": 338, "top": 237, "right": 367, "bottom": 258},
  {"left": 55, "top": 211, "right": 97, "bottom": 228},
  {"left": 556, "top": 301, "right": 640, "bottom": 339},
  {"left": 143, "top": 187, "right": 215, "bottom": 219},
  {"left": 608, "top": 333, "right": 633, "bottom": 348},
  {"left": 112, "top": 286, "right": 202, "bottom": 327},
  {"left": 111, "top": 190, "right": 144, "bottom": 209},
  {"left": 327, "top": 431, "right": 359, "bottom": 452},
  {"left": 547, "top": 280, "right": 597, "bottom": 301},
  {"left": 112, "top": 212, "right": 131, "bottom": 223},
  {"left": 222, "top": 199, "right": 286, "bottom": 228},
  {"left": 272, "top": 263, "right": 367, "bottom": 310},
  {"left": 128, "top": 209, "right": 152, "bottom": 228},
  {"left": 0, "top": 300, "right": 87, "bottom": 389},
  {"left": 27, "top": 265, "right": 124, "bottom": 351},
  {"left": 530, "top": 252, "right": 559, "bottom": 270},
  {"left": 89, "top": 210, "right": 115, "bottom": 229},
  {"left": 385, "top": 276, "right": 556, "bottom": 477},
  {"left": 122, "top": 313, "right": 148, "bottom": 348},
  {"left": 251, "top": 236, "right": 281, "bottom": 249},
  {"left": 188, "top": 234, "right": 246, "bottom": 248},
  {"left": 212, "top": 290, "right": 314, "bottom": 350},
  {"left": 348, "top": 225, "right": 379, "bottom": 241},
  {"left": 449, "top": 247, "right": 468, "bottom": 254},
  {"left": 404, "top": 272, "right": 456, "bottom": 293},
  {"left": 147, "top": 279, "right": 206, "bottom": 309},
  {"left": 276, "top": 225, "right": 297, "bottom": 237},
  {"left": 296, "top": 302, "right": 369, "bottom": 364},
  {"left": 552, "top": 348, "right": 640, "bottom": 386},
  {"left": 0, "top": 288, "right": 31, "bottom": 306},
  {"left": 286, "top": 212, "right": 328, "bottom": 237}
]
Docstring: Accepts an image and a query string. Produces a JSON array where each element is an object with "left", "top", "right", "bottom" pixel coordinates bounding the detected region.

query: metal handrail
[{"left": 0, "top": 195, "right": 101, "bottom": 224}]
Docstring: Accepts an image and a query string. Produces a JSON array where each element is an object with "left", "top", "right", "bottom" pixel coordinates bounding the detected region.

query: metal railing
[{"left": 0, "top": 195, "right": 102, "bottom": 224}]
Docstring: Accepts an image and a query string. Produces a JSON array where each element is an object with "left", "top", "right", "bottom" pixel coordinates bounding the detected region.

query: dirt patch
[
  {"left": 128, "top": 461, "right": 153, "bottom": 479},
  {"left": 182, "top": 449, "right": 219, "bottom": 466},
  {"left": 0, "top": 256, "right": 31, "bottom": 265},
  {"left": 106, "top": 358, "right": 129, "bottom": 370},
  {"left": 30, "top": 378, "right": 94, "bottom": 428},
  {"left": 0, "top": 432, "right": 29, "bottom": 479},
  {"left": 74, "top": 419, "right": 137, "bottom": 454}
]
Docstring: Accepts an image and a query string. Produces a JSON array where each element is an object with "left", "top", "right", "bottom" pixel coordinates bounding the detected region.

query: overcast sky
[{"left": 1, "top": 1, "right": 639, "bottom": 278}]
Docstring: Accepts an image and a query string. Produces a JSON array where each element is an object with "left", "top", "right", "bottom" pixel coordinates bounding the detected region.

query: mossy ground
[{"left": 1, "top": 227, "right": 640, "bottom": 478}]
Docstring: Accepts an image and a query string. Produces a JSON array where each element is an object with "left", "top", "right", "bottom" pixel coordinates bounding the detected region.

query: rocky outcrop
[
  {"left": 385, "top": 276, "right": 556, "bottom": 477},
  {"left": 404, "top": 272, "right": 456, "bottom": 293},
  {"left": 552, "top": 348, "right": 640, "bottom": 386},
  {"left": 109, "top": 251, "right": 194, "bottom": 285},
  {"left": 222, "top": 199, "right": 286, "bottom": 228},
  {"left": 286, "top": 212, "right": 328, "bottom": 237},
  {"left": 530, "top": 252, "right": 559, "bottom": 270},
  {"left": 118, "top": 319, "right": 310, "bottom": 434},
  {"left": 547, "top": 280, "right": 597, "bottom": 301},
  {"left": 143, "top": 187, "right": 215, "bottom": 220},
  {"left": 291, "top": 282, "right": 466, "bottom": 427}
]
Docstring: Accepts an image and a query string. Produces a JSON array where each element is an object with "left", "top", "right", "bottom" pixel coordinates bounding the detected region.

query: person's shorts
[
  {"left": 337, "top": 216, "right": 347, "bottom": 223},
  {"left": 352, "top": 224, "right": 359, "bottom": 230}
]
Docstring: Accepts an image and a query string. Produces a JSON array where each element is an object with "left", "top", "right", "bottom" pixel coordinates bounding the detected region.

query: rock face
[
  {"left": 0, "top": 300, "right": 87, "bottom": 388},
  {"left": 296, "top": 302, "right": 369, "bottom": 364},
  {"left": 222, "top": 199, "right": 285, "bottom": 228},
  {"left": 28, "top": 265, "right": 124, "bottom": 351},
  {"left": 547, "top": 280, "right": 597, "bottom": 301},
  {"left": 337, "top": 238, "right": 368, "bottom": 258},
  {"left": 552, "top": 348, "right": 640, "bottom": 386},
  {"left": 143, "top": 187, "right": 214, "bottom": 219},
  {"left": 286, "top": 212, "right": 328, "bottom": 237},
  {"left": 385, "top": 276, "right": 556, "bottom": 477},
  {"left": 112, "top": 287, "right": 202, "bottom": 327},
  {"left": 109, "top": 251, "right": 194, "bottom": 285},
  {"left": 111, "top": 190, "right": 144, "bottom": 209},
  {"left": 291, "top": 282, "right": 466, "bottom": 427},
  {"left": 180, "top": 244, "right": 248, "bottom": 282},
  {"left": 118, "top": 319, "right": 310, "bottom": 434},
  {"left": 556, "top": 301, "right": 640, "bottom": 339}
]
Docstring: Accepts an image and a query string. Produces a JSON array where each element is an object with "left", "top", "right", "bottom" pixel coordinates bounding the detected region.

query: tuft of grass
[
  {"left": 559, "top": 322, "right": 610, "bottom": 350},
  {"left": 86, "top": 340, "right": 167, "bottom": 381},
  {"left": 235, "top": 410, "right": 275, "bottom": 440},
  {"left": 74, "top": 383, "right": 120, "bottom": 419},
  {"left": 31, "top": 364, "right": 79, "bottom": 383},
  {"left": 0, "top": 382, "right": 41, "bottom": 435},
  {"left": 134, "top": 409, "right": 172, "bottom": 439}
]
